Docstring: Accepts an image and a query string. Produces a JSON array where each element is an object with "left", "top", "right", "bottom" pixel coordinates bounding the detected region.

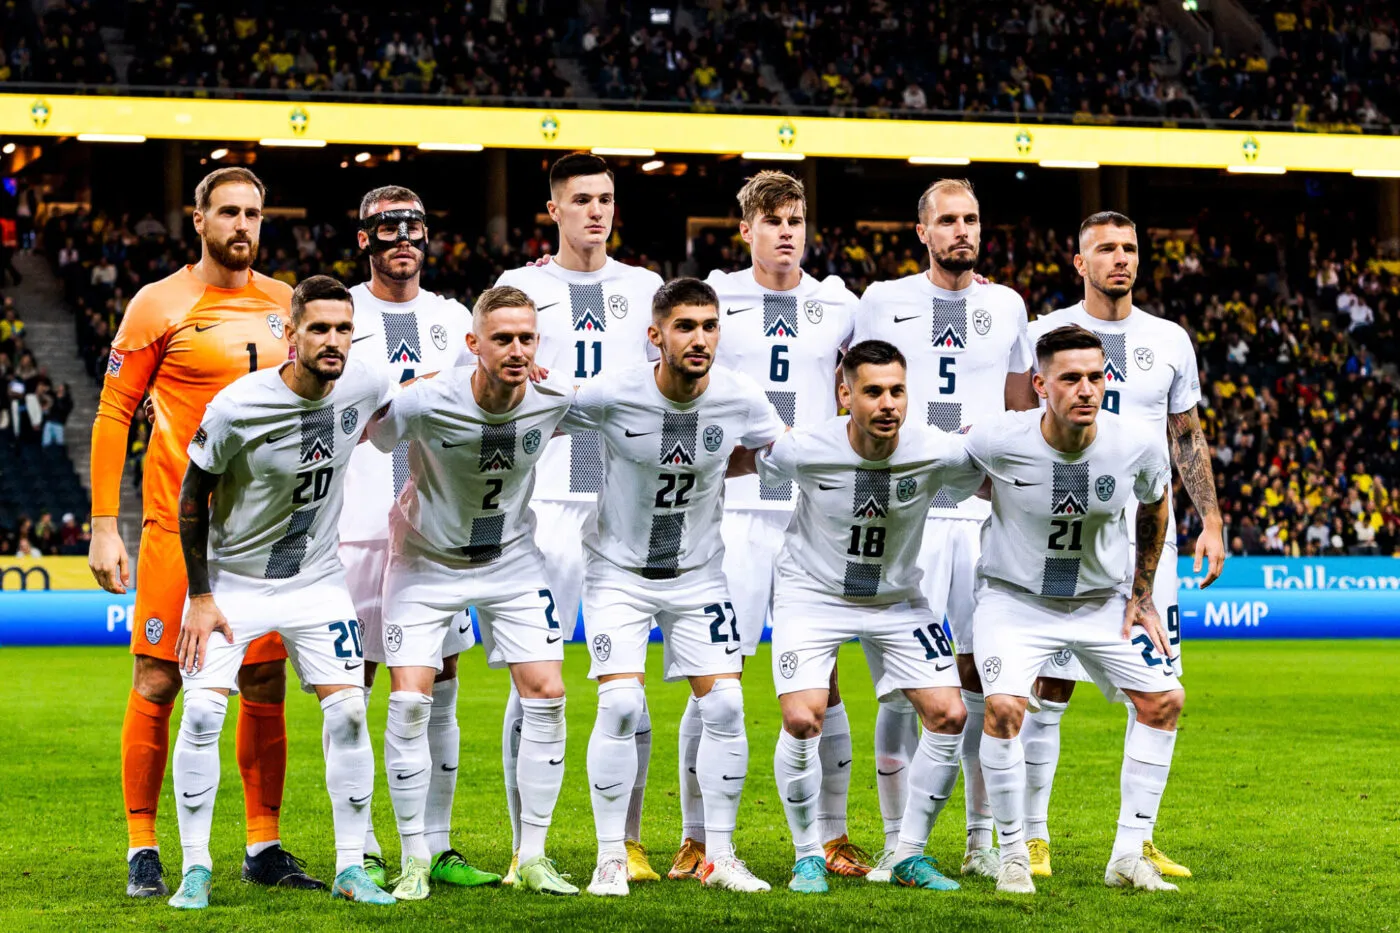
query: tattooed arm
[
  {"left": 174, "top": 463, "right": 232, "bottom": 675},
  {"left": 1124, "top": 490, "right": 1171, "bottom": 655},
  {"left": 1167, "top": 407, "right": 1225, "bottom": 587}
]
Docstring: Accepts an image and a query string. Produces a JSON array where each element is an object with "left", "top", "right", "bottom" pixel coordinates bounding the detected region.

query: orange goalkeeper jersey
[{"left": 91, "top": 266, "right": 294, "bottom": 531}]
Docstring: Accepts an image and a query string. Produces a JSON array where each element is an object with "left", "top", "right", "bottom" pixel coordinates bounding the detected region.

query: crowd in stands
[{"left": 0, "top": 0, "right": 114, "bottom": 85}]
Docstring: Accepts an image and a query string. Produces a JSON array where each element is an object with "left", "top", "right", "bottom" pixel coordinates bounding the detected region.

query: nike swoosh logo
[
  {"left": 934, "top": 661, "right": 953, "bottom": 671},
  {"left": 458, "top": 624, "right": 471, "bottom": 634},
  {"left": 344, "top": 661, "right": 362, "bottom": 670},
  {"left": 1135, "top": 812, "right": 1153, "bottom": 820},
  {"left": 194, "top": 322, "right": 224, "bottom": 332},
  {"left": 725, "top": 306, "right": 753, "bottom": 315},
  {"left": 876, "top": 767, "right": 905, "bottom": 776},
  {"left": 893, "top": 314, "right": 921, "bottom": 323},
  {"left": 182, "top": 786, "right": 213, "bottom": 799},
  {"left": 687, "top": 767, "right": 697, "bottom": 774},
  {"left": 442, "top": 440, "right": 472, "bottom": 449},
  {"left": 722, "top": 774, "right": 746, "bottom": 781},
  {"left": 537, "top": 302, "right": 560, "bottom": 312},
  {"left": 593, "top": 782, "right": 622, "bottom": 791},
  {"left": 547, "top": 635, "right": 562, "bottom": 644},
  {"left": 624, "top": 429, "right": 654, "bottom": 438},
  {"left": 786, "top": 793, "right": 816, "bottom": 804},
  {"left": 128, "top": 807, "right": 155, "bottom": 815},
  {"left": 725, "top": 645, "right": 741, "bottom": 654},
  {"left": 549, "top": 757, "right": 564, "bottom": 766},
  {"left": 929, "top": 793, "right": 950, "bottom": 801},
  {"left": 1011, "top": 478, "right": 1042, "bottom": 487},
  {"left": 268, "top": 431, "right": 294, "bottom": 443},
  {"left": 350, "top": 793, "right": 372, "bottom": 804},
  {"left": 837, "top": 759, "right": 852, "bottom": 769},
  {"left": 351, "top": 334, "right": 377, "bottom": 344},
  {"left": 395, "top": 770, "right": 424, "bottom": 781},
  {"left": 818, "top": 483, "right": 841, "bottom": 491},
  {"left": 441, "top": 764, "right": 458, "bottom": 773}
]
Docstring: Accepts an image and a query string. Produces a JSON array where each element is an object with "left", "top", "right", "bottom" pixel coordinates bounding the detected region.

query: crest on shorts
[
  {"left": 896, "top": 477, "right": 917, "bottom": 502},
  {"left": 266, "top": 314, "right": 285, "bottom": 340},
  {"left": 592, "top": 634, "right": 612, "bottom": 661},
  {"left": 1134, "top": 347, "right": 1155, "bottom": 371},
  {"left": 703, "top": 424, "right": 724, "bottom": 453},
  {"left": 1095, "top": 474, "right": 1116, "bottom": 501},
  {"left": 385, "top": 624, "right": 404, "bottom": 653},
  {"left": 341, "top": 408, "right": 359, "bottom": 435},
  {"left": 973, "top": 308, "right": 992, "bottom": 336},
  {"left": 779, "top": 651, "right": 799, "bottom": 679},
  {"left": 608, "top": 294, "right": 629, "bottom": 319},
  {"left": 145, "top": 617, "right": 164, "bottom": 645},
  {"left": 431, "top": 324, "right": 448, "bottom": 351},
  {"left": 523, "top": 428, "right": 542, "bottom": 455},
  {"left": 1052, "top": 648, "right": 1073, "bottom": 667},
  {"left": 804, "top": 300, "right": 824, "bottom": 324},
  {"left": 982, "top": 656, "right": 1002, "bottom": 682}
]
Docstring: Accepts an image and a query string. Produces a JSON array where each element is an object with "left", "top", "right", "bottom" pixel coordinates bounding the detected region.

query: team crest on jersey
[
  {"left": 852, "top": 469, "right": 891, "bottom": 519},
  {"left": 107, "top": 349, "right": 124, "bottom": 378},
  {"left": 385, "top": 624, "right": 404, "bottom": 653},
  {"left": 145, "top": 617, "right": 164, "bottom": 645},
  {"left": 1095, "top": 474, "right": 1116, "bottom": 501},
  {"left": 341, "top": 408, "right": 359, "bottom": 435},
  {"left": 523, "top": 428, "right": 542, "bottom": 455},
  {"left": 763, "top": 294, "right": 800, "bottom": 338},
  {"left": 1098, "top": 332, "right": 1128, "bottom": 383},
  {"left": 931, "top": 297, "right": 968, "bottom": 350},
  {"left": 1052, "top": 649, "right": 1073, "bottom": 667},
  {"left": 592, "top": 634, "right": 612, "bottom": 661},
  {"left": 479, "top": 422, "right": 517, "bottom": 471},
  {"left": 982, "top": 656, "right": 1002, "bottom": 682},
  {"left": 431, "top": 324, "right": 449, "bottom": 351},
  {"left": 703, "top": 425, "right": 724, "bottom": 452},
  {"left": 973, "top": 308, "right": 992, "bottom": 336},
  {"left": 608, "top": 294, "right": 629, "bottom": 319},
  {"left": 1134, "top": 347, "right": 1155, "bottom": 370},
  {"left": 896, "top": 476, "right": 917, "bottom": 502},
  {"left": 303, "top": 436, "right": 334, "bottom": 463},
  {"left": 659, "top": 411, "right": 699, "bottom": 466},
  {"left": 300, "top": 406, "right": 336, "bottom": 464},
  {"left": 266, "top": 314, "right": 285, "bottom": 339},
  {"left": 388, "top": 338, "right": 422, "bottom": 365},
  {"left": 804, "top": 300, "right": 824, "bottom": 324},
  {"left": 779, "top": 651, "right": 799, "bottom": 679}
]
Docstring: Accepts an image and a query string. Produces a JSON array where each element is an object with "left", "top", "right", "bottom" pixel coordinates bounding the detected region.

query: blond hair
[
  {"left": 736, "top": 171, "right": 805, "bottom": 224},
  {"left": 473, "top": 285, "right": 535, "bottom": 321},
  {"left": 916, "top": 178, "right": 978, "bottom": 225}
]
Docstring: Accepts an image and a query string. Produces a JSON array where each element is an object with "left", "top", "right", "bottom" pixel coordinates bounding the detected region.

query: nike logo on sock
[
  {"left": 687, "top": 767, "right": 697, "bottom": 774},
  {"left": 350, "top": 793, "right": 372, "bottom": 804},
  {"left": 441, "top": 764, "right": 458, "bottom": 772},
  {"left": 930, "top": 793, "right": 950, "bottom": 801},
  {"left": 549, "top": 757, "right": 564, "bottom": 766},
  {"left": 182, "top": 786, "right": 213, "bottom": 799},
  {"left": 395, "top": 770, "right": 425, "bottom": 781},
  {"left": 786, "top": 792, "right": 816, "bottom": 804},
  {"left": 128, "top": 807, "right": 155, "bottom": 815},
  {"left": 1135, "top": 812, "right": 1153, "bottom": 821},
  {"left": 459, "top": 623, "right": 471, "bottom": 633},
  {"left": 837, "top": 759, "right": 852, "bottom": 768},
  {"left": 593, "top": 782, "right": 622, "bottom": 791},
  {"left": 721, "top": 774, "right": 746, "bottom": 781},
  {"left": 876, "top": 767, "right": 905, "bottom": 776}
]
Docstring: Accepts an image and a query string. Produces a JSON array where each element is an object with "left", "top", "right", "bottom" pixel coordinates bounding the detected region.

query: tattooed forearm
[
  {"left": 1167, "top": 408, "right": 1220, "bottom": 522},
  {"left": 178, "top": 464, "right": 219, "bottom": 597},
  {"left": 1132, "top": 493, "right": 1169, "bottom": 601}
]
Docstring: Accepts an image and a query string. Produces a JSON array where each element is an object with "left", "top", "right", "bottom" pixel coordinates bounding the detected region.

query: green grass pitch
[{"left": 0, "top": 640, "right": 1396, "bottom": 932}]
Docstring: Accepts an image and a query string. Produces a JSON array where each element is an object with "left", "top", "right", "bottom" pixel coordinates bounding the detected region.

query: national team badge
[
  {"left": 266, "top": 314, "right": 285, "bottom": 339},
  {"left": 145, "top": 618, "right": 164, "bottom": 645},
  {"left": 431, "top": 324, "right": 448, "bottom": 351},
  {"left": 341, "top": 408, "right": 359, "bottom": 435},
  {"left": 1134, "top": 347, "right": 1155, "bottom": 370},
  {"left": 385, "top": 624, "right": 404, "bottom": 653},
  {"left": 804, "top": 300, "right": 824, "bottom": 324},
  {"left": 703, "top": 425, "right": 724, "bottom": 452},
  {"left": 1052, "top": 649, "right": 1073, "bottom": 667},
  {"left": 896, "top": 477, "right": 917, "bottom": 502},
  {"left": 593, "top": 634, "right": 612, "bottom": 661},
  {"left": 973, "top": 308, "right": 992, "bottom": 335},
  {"left": 608, "top": 295, "right": 629, "bottom": 319},
  {"left": 983, "top": 656, "right": 1002, "bottom": 682},
  {"left": 523, "top": 428, "right": 542, "bottom": 455},
  {"left": 779, "top": 651, "right": 799, "bottom": 679},
  {"left": 1095, "top": 474, "right": 1116, "bottom": 501}
]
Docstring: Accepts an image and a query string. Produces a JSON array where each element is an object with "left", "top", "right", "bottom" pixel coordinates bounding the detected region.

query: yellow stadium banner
[
  {"left": 0, "top": 557, "right": 99, "bottom": 591},
  {"left": 2, "top": 92, "right": 1398, "bottom": 174}
]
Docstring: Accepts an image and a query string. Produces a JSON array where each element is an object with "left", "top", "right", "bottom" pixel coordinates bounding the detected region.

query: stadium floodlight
[
  {"left": 741, "top": 151, "right": 806, "bottom": 161},
  {"left": 1227, "top": 164, "right": 1286, "bottom": 174},
  {"left": 417, "top": 142, "right": 484, "bottom": 151},
  {"left": 1, "top": 143, "right": 14, "bottom": 155},
  {"left": 258, "top": 137, "right": 328, "bottom": 148},
  {"left": 908, "top": 156, "right": 971, "bottom": 165},
  {"left": 354, "top": 151, "right": 371, "bottom": 163},
  {"left": 592, "top": 147, "right": 657, "bottom": 157},
  {"left": 650, "top": 8, "right": 673, "bottom": 25},
  {"left": 641, "top": 159, "right": 665, "bottom": 172},
  {"left": 209, "top": 148, "right": 228, "bottom": 160},
  {"left": 1353, "top": 169, "right": 1400, "bottom": 178},
  {"left": 1039, "top": 159, "right": 1100, "bottom": 169},
  {"left": 76, "top": 133, "right": 146, "bottom": 143}
]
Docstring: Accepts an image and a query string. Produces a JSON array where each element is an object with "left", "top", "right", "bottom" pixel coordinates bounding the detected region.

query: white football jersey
[
  {"left": 368, "top": 367, "right": 574, "bottom": 564},
  {"left": 966, "top": 409, "right": 1171, "bottom": 600},
  {"left": 759, "top": 417, "right": 983, "bottom": 605},
  {"left": 708, "top": 267, "right": 857, "bottom": 511},
  {"left": 338, "top": 284, "right": 473, "bottom": 544},
  {"left": 560, "top": 362, "right": 786, "bottom": 577},
  {"left": 495, "top": 258, "right": 663, "bottom": 503},
  {"left": 854, "top": 274, "right": 1032, "bottom": 520},
  {"left": 188, "top": 358, "right": 395, "bottom": 582}
]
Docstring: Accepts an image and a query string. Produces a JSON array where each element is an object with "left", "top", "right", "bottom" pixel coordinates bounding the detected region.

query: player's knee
[
  {"left": 322, "top": 688, "right": 368, "bottom": 746},
  {"left": 983, "top": 694, "right": 1025, "bottom": 737},
  {"left": 1035, "top": 676, "right": 1075, "bottom": 704},
  {"left": 181, "top": 689, "right": 229, "bottom": 742},
  {"left": 781, "top": 705, "right": 824, "bottom": 739},
  {"left": 919, "top": 700, "right": 966, "bottom": 736},
  {"left": 596, "top": 678, "right": 645, "bottom": 737},
  {"left": 521, "top": 695, "right": 567, "bottom": 743},
  {"left": 133, "top": 655, "right": 182, "bottom": 704},
  {"left": 237, "top": 660, "right": 287, "bottom": 704},
  {"left": 1138, "top": 689, "right": 1184, "bottom": 729},
  {"left": 698, "top": 679, "right": 745, "bottom": 737}
]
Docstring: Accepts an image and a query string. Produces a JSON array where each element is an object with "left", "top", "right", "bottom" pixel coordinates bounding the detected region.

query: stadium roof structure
[{"left": 3, "top": 92, "right": 1398, "bottom": 177}]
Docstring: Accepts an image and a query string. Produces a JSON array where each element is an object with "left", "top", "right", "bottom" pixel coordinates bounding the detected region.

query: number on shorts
[
  {"left": 482, "top": 477, "right": 504, "bottom": 510},
  {"left": 328, "top": 619, "right": 363, "bottom": 659},
  {"left": 1166, "top": 604, "right": 1180, "bottom": 648},
  {"left": 1131, "top": 633, "right": 1166, "bottom": 668},
  {"left": 655, "top": 472, "right": 696, "bottom": 508},
  {"left": 1047, "top": 517, "right": 1083, "bottom": 551},
  {"left": 846, "top": 525, "right": 886, "bottom": 558},
  {"left": 293, "top": 466, "right": 334, "bottom": 505},
  {"left": 912, "top": 622, "right": 954, "bottom": 660},
  {"left": 704, "top": 601, "right": 740, "bottom": 644},
  {"left": 539, "top": 589, "right": 559, "bottom": 630}
]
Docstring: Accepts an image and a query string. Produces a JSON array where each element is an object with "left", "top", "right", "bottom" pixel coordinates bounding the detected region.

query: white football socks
[
  {"left": 980, "top": 732, "right": 1028, "bottom": 861},
  {"left": 1022, "top": 698, "right": 1068, "bottom": 843},
  {"left": 678, "top": 694, "right": 706, "bottom": 844},
  {"left": 1111, "top": 721, "right": 1176, "bottom": 862},
  {"left": 627, "top": 696, "right": 652, "bottom": 844},
  {"left": 384, "top": 690, "right": 434, "bottom": 867},
  {"left": 893, "top": 730, "right": 962, "bottom": 863},
  {"left": 588, "top": 679, "right": 644, "bottom": 865},
  {"left": 874, "top": 693, "right": 919, "bottom": 850},
  {"left": 816, "top": 702, "right": 852, "bottom": 843},
  {"left": 502, "top": 684, "right": 524, "bottom": 853},
  {"left": 322, "top": 688, "right": 374, "bottom": 874},
  {"left": 696, "top": 680, "right": 748, "bottom": 862},
  {"left": 424, "top": 677, "right": 460, "bottom": 858},
  {"left": 517, "top": 696, "right": 567, "bottom": 864},
  {"left": 1124, "top": 702, "right": 1156, "bottom": 843},
  {"left": 774, "top": 729, "right": 824, "bottom": 861},
  {"left": 173, "top": 689, "right": 228, "bottom": 874},
  {"left": 959, "top": 689, "right": 994, "bottom": 851}
]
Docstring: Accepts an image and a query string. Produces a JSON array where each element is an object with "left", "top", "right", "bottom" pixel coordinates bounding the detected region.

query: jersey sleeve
[
  {"left": 558, "top": 377, "right": 608, "bottom": 433},
  {"left": 756, "top": 430, "right": 800, "bottom": 486},
  {"left": 959, "top": 417, "right": 1000, "bottom": 474},
  {"left": 933, "top": 435, "right": 986, "bottom": 504},
  {"left": 1167, "top": 327, "right": 1203, "bottom": 413},
  {"left": 187, "top": 393, "right": 243, "bottom": 475},
  {"left": 740, "top": 383, "right": 788, "bottom": 448},
  {"left": 1007, "top": 294, "right": 1033, "bottom": 373},
  {"left": 368, "top": 380, "right": 422, "bottom": 452},
  {"left": 1133, "top": 439, "right": 1172, "bottom": 504},
  {"left": 852, "top": 286, "right": 880, "bottom": 344}
]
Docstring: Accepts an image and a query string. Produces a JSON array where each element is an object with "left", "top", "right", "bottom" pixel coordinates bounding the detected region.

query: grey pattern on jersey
[
  {"left": 464, "top": 513, "right": 506, "bottom": 564},
  {"left": 659, "top": 411, "right": 699, "bottom": 466},
  {"left": 1042, "top": 462, "right": 1090, "bottom": 596},
  {"left": 926, "top": 402, "right": 963, "bottom": 508},
  {"left": 760, "top": 390, "right": 798, "bottom": 501},
  {"left": 265, "top": 506, "right": 319, "bottom": 579},
  {"left": 643, "top": 512, "right": 686, "bottom": 580},
  {"left": 299, "top": 407, "right": 336, "bottom": 464},
  {"left": 567, "top": 283, "right": 608, "bottom": 492},
  {"left": 383, "top": 312, "right": 424, "bottom": 496},
  {"left": 1097, "top": 331, "right": 1128, "bottom": 383},
  {"left": 930, "top": 297, "right": 968, "bottom": 349},
  {"left": 845, "top": 468, "right": 891, "bottom": 597},
  {"left": 569, "top": 282, "right": 607, "bottom": 332},
  {"left": 479, "top": 422, "right": 518, "bottom": 471},
  {"left": 763, "top": 294, "right": 800, "bottom": 337},
  {"left": 842, "top": 561, "right": 882, "bottom": 598}
]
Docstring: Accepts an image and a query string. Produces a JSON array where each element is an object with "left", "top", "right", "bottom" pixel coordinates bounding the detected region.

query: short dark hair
[
  {"left": 359, "top": 185, "right": 423, "bottom": 218},
  {"left": 549, "top": 151, "right": 613, "bottom": 197},
  {"left": 1078, "top": 211, "right": 1135, "bottom": 248},
  {"left": 841, "top": 339, "right": 907, "bottom": 379},
  {"left": 194, "top": 167, "right": 265, "bottom": 213},
  {"left": 291, "top": 274, "right": 353, "bottom": 326},
  {"left": 1035, "top": 324, "right": 1104, "bottom": 367},
  {"left": 652, "top": 277, "right": 718, "bottom": 322}
]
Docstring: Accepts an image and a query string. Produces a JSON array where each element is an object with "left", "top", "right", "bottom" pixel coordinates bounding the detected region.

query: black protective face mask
[{"left": 360, "top": 208, "right": 427, "bottom": 254}]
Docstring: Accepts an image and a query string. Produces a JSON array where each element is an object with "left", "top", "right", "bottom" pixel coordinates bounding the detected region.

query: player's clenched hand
[
  {"left": 1194, "top": 522, "right": 1226, "bottom": 588},
  {"left": 1123, "top": 596, "right": 1169, "bottom": 657},
  {"left": 177, "top": 596, "right": 233, "bottom": 677},
  {"left": 88, "top": 519, "right": 130, "bottom": 594}
]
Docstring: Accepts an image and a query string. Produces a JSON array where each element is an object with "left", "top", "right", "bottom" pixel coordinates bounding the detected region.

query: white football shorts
[
  {"left": 344, "top": 539, "right": 474, "bottom": 665},
  {"left": 916, "top": 516, "right": 982, "bottom": 654},
  {"left": 720, "top": 507, "right": 790, "bottom": 655}
]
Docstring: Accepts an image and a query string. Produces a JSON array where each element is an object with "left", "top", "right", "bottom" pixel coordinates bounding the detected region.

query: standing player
[
  {"left": 694, "top": 172, "right": 865, "bottom": 879},
  {"left": 494, "top": 152, "right": 663, "bottom": 883},
  {"left": 88, "top": 167, "right": 322, "bottom": 896},
  {"left": 854, "top": 178, "right": 1036, "bottom": 879},
  {"left": 964, "top": 324, "right": 1184, "bottom": 895},
  {"left": 168, "top": 276, "right": 396, "bottom": 909},
  {"left": 337, "top": 186, "right": 485, "bottom": 889},
  {"left": 1020, "top": 212, "right": 1223, "bottom": 879},
  {"left": 562, "top": 278, "right": 785, "bottom": 896},
  {"left": 761, "top": 340, "right": 986, "bottom": 894},
  {"left": 368, "top": 286, "right": 577, "bottom": 899}
]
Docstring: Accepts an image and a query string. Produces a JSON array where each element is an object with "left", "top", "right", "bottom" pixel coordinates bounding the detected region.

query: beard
[
  {"left": 369, "top": 248, "right": 423, "bottom": 282},
  {"left": 205, "top": 233, "right": 256, "bottom": 272},
  {"left": 933, "top": 243, "right": 979, "bottom": 273},
  {"left": 1091, "top": 272, "right": 1135, "bottom": 299},
  {"left": 302, "top": 353, "right": 345, "bottom": 383}
]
